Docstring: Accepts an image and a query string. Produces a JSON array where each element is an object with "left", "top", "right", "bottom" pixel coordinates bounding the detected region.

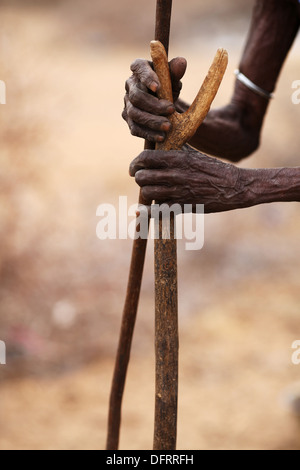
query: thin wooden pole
[
  {"left": 155, "top": 0, "right": 173, "bottom": 56},
  {"left": 106, "top": 230, "right": 149, "bottom": 450},
  {"left": 153, "top": 214, "right": 178, "bottom": 450}
]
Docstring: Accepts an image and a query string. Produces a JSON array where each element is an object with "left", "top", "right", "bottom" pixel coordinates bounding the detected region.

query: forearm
[
  {"left": 234, "top": 0, "right": 299, "bottom": 124},
  {"left": 239, "top": 166, "right": 300, "bottom": 209},
  {"left": 130, "top": 148, "right": 300, "bottom": 214},
  {"left": 185, "top": 0, "right": 299, "bottom": 161}
]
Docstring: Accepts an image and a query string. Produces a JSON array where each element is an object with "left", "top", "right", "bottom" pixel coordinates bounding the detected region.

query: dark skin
[{"left": 124, "top": 0, "right": 300, "bottom": 213}]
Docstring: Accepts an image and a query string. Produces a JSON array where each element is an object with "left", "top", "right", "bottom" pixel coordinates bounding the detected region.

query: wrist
[{"left": 231, "top": 80, "right": 269, "bottom": 131}]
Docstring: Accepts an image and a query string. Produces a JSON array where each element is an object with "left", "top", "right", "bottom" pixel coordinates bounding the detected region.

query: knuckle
[
  {"left": 130, "top": 58, "right": 143, "bottom": 73},
  {"left": 125, "top": 78, "right": 131, "bottom": 93},
  {"left": 140, "top": 150, "right": 150, "bottom": 160},
  {"left": 139, "top": 150, "right": 147, "bottom": 160},
  {"left": 146, "top": 133, "right": 156, "bottom": 143},
  {"left": 129, "top": 159, "right": 137, "bottom": 176},
  {"left": 126, "top": 76, "right": 137, "bottom": 94},
  {"left": 126, "top": 102, "right": 135, "bottom": 119},
  {"left": 141, "top": 187, "right": 151, "bottom": 200},
  {"left": 135, "top": 170, "right": 143, "bottom": 185},
  {"left": 126, "top": 108, "right": 133, "bottom": 120},
  {"left": 130, "top": 59, "right": 138, "bottom": 71},
  {"left": 143, "top": 115, "right": 157, "bottom": 129},
  {"left": 158, "top": 99, "right": 172, "bottom": 114},
  {"left": 131, "top": 59, "right": 156, "bottom": 88},
  {"left": 128, "top": 89, "right": 139, "bottom": 107},
  {"left": 130, "top": 125, "right": 138, "bottom": 137},
  {"left": 130, "top": 124, "right": 144, "bottom": 139},
  {"left": 139, "top": 151, "right": 149, "bottom": 166}
]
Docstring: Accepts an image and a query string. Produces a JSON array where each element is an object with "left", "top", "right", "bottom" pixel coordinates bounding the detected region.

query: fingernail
[
  {"left": 167, "top": 105, "right": 175, "bottom": 114},
  {"left": 161, "top": 122, "right": 171, "bottom": 132},
  {"left": 150, "top": 81, "right": 158, "bottom": 93}
]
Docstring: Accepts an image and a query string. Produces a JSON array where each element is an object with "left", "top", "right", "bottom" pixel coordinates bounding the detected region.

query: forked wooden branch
[
  {"left": 151, "top": 41, "right": 228, "bottom": 450},
  {"left": 150, "top": 40, "right": 228, "bottom": 150}
]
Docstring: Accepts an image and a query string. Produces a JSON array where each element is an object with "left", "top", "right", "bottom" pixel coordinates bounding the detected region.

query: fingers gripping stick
[{"left": 150, "top": 41, "right": 228, "bottom": 151}]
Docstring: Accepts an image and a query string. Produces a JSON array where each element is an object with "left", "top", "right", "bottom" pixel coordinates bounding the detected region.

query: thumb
[
  {"left": 169, "top": 57, "right": 187, "bottom": 101},
  {"left": 169, "top": 57, "right": 187, "bottom": 83}
]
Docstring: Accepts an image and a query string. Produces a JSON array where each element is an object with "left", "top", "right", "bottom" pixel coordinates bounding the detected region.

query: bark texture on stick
[
  {"left": 153, "top": 214, "right": 178, "bottom": 450},
  {"left": 155, "top": 0, "right": 173, "bottom": 57}
]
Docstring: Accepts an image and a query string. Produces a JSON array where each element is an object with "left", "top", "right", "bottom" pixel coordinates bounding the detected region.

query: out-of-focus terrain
[{"left": 1, "top": 0, "right": 300, "bottom": 450}]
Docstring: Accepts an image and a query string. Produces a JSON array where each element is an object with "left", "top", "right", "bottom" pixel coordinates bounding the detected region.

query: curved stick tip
[{"left": 216, "top": 48, "right": 229, "bottom": 64}]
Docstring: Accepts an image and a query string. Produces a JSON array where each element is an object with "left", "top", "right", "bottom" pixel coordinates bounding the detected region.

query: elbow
[{"left": 225, "top": 133, "right": 261, "bottom": 163}]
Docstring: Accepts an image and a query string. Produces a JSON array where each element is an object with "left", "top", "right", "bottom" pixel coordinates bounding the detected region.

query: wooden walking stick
[
  {"left": 151, "top": 41, "right": 228, "bottom": 450},
  {"left": 106, "top": 0, "right": 173, "bottom": 451}
]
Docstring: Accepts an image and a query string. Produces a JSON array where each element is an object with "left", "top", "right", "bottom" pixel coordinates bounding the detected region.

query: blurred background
[{"left": 1, "top": 0, "right": 300, "bottom": 450}]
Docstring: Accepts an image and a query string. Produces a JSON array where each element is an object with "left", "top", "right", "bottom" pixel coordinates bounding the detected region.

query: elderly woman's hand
[
  {"left": 129, "top": 148, "right": 250, "bottom": 213},
  {"left": 122, "top": 57, "right": 187, "bottom": 143}
]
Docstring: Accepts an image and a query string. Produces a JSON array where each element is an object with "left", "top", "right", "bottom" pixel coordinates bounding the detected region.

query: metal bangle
[{"left": 234, "top": 69, "right": 274, "bottom": 100}]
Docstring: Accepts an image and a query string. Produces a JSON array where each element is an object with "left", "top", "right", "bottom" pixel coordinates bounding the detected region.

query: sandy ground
[{"left": 1, "top": 1, "right": 300, "bottom": 450}]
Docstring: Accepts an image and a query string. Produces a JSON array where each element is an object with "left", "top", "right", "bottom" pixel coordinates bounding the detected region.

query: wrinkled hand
[
  {"left": 130, "top": 148, "right": 246, "bottom": 213},
  {"left": 122, "top": 57, "right": 187, "bottom": 143}
]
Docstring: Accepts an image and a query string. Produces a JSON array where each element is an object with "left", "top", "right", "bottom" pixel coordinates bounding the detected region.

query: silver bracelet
[{"left": 234, "top": 69, "right": 274, "bottom": 100}]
